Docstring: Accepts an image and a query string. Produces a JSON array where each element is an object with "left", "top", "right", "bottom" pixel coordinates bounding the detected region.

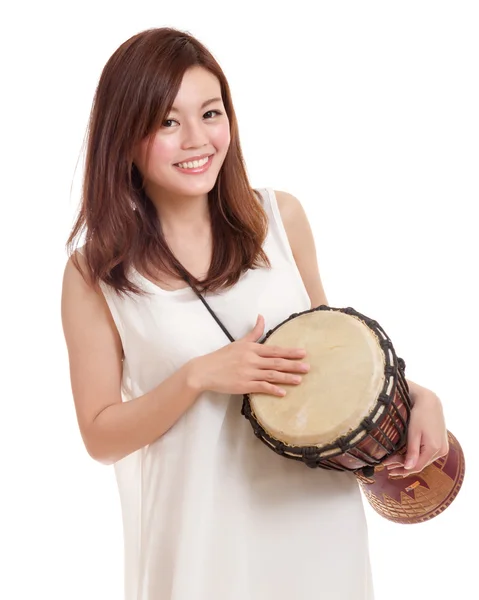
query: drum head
[{"left": 249, "top": 310, "right": 386, "bottom": 446}]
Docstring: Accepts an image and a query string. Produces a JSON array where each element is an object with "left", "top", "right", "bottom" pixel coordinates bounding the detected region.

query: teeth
[{"left": 176, "top": 156, "right": 210, "bottom": 169}]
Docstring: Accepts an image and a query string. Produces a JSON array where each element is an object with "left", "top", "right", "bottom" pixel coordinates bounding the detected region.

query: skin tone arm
[{"left": 61, "top": 254, "right": 203, "bottom": 465}]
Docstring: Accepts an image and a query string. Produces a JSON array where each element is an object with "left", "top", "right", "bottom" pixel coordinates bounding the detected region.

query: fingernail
[
  {"left": 300, "top": 363, "right": 310, "bottom": 372},
  {"left": 292, "top": 376, "right": 302, "bottom": 384}
]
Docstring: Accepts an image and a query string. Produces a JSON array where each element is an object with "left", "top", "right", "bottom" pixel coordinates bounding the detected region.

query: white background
[{"left": 2, "top": 1, "right": 477, "bottom": 598}]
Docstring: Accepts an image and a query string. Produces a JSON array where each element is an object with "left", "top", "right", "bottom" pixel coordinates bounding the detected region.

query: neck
[{"left": 146, "top": 185, "right": 211, "bottom": 236}]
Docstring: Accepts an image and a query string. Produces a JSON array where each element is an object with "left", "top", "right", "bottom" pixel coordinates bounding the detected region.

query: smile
[{"left": 174, "top": 154, "right": 214, "bottom": 174}]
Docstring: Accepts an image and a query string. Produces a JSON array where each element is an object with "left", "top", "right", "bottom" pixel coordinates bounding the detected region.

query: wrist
[
  {"left": 407, "top": 379, "right": 440, "bottom": 408},
  {"left": 184, "top": 356, "right": 207, "bottom": 395}
]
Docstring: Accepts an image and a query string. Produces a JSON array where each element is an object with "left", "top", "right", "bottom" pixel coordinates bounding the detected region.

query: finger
[
  {"left": 250, "top": 382, "right": 287, "bottom": 397},
  {"left": 382, "top": 453, "right": 404, "bottom": 467},
  {"left": 387, "top": 464, "right": 416, "bottom": 477},
  {"left": 385, "top": 461, "right": 404, "bottom": 470},
  {"left": 242, "top": 314, "right": 265, "bottom": 343},
  {"left": 259, "top": 357, "right": 310, "bottom": 374},
  {"left": 387, "top": 448, "right": 439, "bottom": 477},
  {"left": 412, "top": 448, "right": 443, "bottom": 473},
  {"left": 404, "top": 428, "right": 422, "bottom": 471},
  {"left": 254, "top": 369, "right": 303, "bottom": 386},
  {"left": 257, "top": 344, "right": 307, "bottom": 360}
]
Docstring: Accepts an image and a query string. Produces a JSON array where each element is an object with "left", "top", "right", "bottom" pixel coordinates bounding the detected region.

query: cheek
[
  {"left": 212, "top": 122, "right": 231, "bottom": 153},
  {"left": 136, "top": 135, "right": 177, "bottom": 175},
  {"left": 149, "top": 136, "right": 178, "bottom": 165}
]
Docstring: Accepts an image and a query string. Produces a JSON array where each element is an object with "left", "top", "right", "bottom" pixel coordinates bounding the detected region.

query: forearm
[{"left": 88, "top": 359, "right": 202, "bottom": 465}]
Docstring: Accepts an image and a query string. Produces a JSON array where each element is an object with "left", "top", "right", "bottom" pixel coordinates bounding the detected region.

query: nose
[{"left": 181, "top": 118, "right": 209, "bottom": 149}]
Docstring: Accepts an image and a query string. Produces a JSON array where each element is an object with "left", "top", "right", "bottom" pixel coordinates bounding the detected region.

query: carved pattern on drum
[{"left": 357, "top": 431, "right": 465, "bottom": 524}]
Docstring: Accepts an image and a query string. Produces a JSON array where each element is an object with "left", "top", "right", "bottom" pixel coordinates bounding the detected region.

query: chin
[{"left": 176, "top": 174, "right": 220, "bottom": 196}]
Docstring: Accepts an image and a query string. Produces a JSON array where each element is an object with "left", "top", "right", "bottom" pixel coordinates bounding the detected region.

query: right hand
[{"left": 190, "top": 314, "right": 310, "bottom": 397}]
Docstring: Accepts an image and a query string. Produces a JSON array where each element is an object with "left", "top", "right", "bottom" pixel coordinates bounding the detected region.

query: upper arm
[
  {"left": 61, "top": 252, "right": 124, "bottom": 458},
  {"left": 275, "top": 190, "right": 328, "bottom": 308}
]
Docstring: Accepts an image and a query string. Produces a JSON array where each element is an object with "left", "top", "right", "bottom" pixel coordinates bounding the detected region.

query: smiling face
[{"left": 133, "top": 66, "right": 231, "bottom": 203}]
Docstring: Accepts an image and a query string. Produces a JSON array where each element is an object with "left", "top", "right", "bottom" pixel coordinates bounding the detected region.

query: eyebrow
[{"left": 169, "top": 97, "right": 223, "bottom": 113}]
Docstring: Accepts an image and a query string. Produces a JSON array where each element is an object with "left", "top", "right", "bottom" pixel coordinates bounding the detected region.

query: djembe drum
[{"left": 242, "top": 306, "right": 465, "bottom": 524}]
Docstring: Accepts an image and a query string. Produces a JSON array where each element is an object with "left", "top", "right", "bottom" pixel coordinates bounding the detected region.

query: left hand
[{"left": 382, "top": 388, "right": 449, "bottom": 477}]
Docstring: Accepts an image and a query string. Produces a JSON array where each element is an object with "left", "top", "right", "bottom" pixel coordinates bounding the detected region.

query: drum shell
[
  {"left": 322, "top": 382, "right": 410, "bottom": 471},
  {"left": 356, "top": 430, "right": 465, "bottom": 524}
]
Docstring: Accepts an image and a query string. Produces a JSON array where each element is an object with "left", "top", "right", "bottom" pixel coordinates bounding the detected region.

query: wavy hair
[{"left": 67, "top": 27, "right": 270, "bottom": 295}]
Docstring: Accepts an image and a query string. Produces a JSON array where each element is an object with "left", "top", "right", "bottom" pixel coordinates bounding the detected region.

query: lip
[
  {"left": 174, "top": 153, "right": 213, "bottom": 165},
  {"left": 173, "top": 154, "right": 214, "bottom": 175}
]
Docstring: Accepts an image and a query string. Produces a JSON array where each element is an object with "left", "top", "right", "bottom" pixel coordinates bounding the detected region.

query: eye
[
  {"left": 204, "top": 110, "right": 222, "bottom": 119},
  {"left": 162, "top": 119, "right": 179, "bottom": 128}
]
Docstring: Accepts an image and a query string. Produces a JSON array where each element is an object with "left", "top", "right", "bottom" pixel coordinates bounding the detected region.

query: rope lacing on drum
[
  {"left": 252, "top": 427, "right": 264, "bottom": 440},
  {"left": 376, "top": 393, "right": 390, "bottom": 405},
  {"left": 380, "top": 339, "right": 393, "bottom": 351},
  {"left": 302, "top": 448, "right": 323, "bottom": 469},
  {"left": 337, "top": 437, "right": 351, "bottom": 454},
  {"left": 276, "top": 445, "right": 287, "bottom": 456},
  {"left": 360, "top": 416, "right": 375, "bottom": 432},
  {"left": 301, "top": 447, "right": 319, "bottom": 459}
]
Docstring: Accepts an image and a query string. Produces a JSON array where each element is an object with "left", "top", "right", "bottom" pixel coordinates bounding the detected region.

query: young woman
[{"left": 61, "top": 27, "right": 449, "bottom": 600}]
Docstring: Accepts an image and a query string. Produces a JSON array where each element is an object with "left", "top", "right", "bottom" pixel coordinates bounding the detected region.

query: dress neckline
[{"left": 130, "top": 266, "right": 194, "bottom": 297}]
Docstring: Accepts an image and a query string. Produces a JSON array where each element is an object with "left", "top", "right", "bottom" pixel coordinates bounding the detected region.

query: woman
[{"left": 61, "top": 27, "right": 449, "bottom": 600}]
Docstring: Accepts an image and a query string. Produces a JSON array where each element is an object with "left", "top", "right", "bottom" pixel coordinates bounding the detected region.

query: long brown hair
[{"left": 67, "top": 27, "right": 270, "bottom": 295}]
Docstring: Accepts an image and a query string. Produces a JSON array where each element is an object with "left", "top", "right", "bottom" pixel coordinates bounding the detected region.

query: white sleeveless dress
[{"left": 100, "top": 188, "right": 374, "bottom": 600}]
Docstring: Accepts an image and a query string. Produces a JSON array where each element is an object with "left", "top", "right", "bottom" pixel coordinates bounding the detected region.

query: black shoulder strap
[{"left": 181, "top": 272, "right": 236, "bottom": 343}]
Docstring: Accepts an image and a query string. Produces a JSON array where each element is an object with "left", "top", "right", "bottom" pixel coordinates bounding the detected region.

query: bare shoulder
[
  {"left": 61, "top": 251, "right": 117, "bottom": 336},
  {"left": 274, "top": 189, "right": 328, "bottom": 308},
  {"left": 274, "top": 190, "right": 312, "bottom": 241},
  {"left": 274, "top": 189, "right": 301, "bottom": 216},
  {"left": 61, "top": 251, "right": 123, "bottom": 461}
]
